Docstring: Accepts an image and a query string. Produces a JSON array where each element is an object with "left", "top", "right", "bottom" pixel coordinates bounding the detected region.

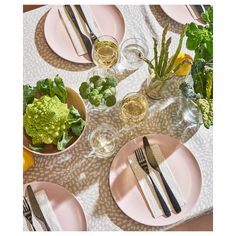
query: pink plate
[
  {"left": 44, "top": 5, "right": 125, "bottom": 63},
  {"left": 160, "top": 5, "right": 204, "bottom": 25},
  {"left": 109, "top": 134, "right": 202, "bottom": 226},
  {"left": 23, "top": 181, "right": 87, "bottom": 231}
]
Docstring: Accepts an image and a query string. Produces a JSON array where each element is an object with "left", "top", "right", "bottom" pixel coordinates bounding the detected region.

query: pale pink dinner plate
[
  {"left": 160, "top": 5, "right": 204, "bottom": 25},
  {"left": 23, "top": 181, "right": 87, "bottom": 231},
  {"left": 44, "top": 5, "right": 125, "bottom": 63},
  {"left": 109, "top": 134, "right": 202, "bottom": 226}
]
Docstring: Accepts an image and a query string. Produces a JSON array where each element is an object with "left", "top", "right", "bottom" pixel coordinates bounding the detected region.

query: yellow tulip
[{"left": 174, "top": 52, "right": 193, "bottom": 76}]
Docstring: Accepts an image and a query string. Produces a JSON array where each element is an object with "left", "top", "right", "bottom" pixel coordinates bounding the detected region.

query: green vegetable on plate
[
  {"left": 79, "top": 75, "right": 118, "bottom": 107},
  {"left": 23, "top": 75, "right": 85, "bottom": 151}
]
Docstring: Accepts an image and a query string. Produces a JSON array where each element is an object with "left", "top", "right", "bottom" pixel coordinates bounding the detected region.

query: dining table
[{"left": 23, "top": 5, "right": 213, "bottom": 231}]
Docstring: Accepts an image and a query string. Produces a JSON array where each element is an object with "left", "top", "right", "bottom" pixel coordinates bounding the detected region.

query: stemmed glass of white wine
[
  {"left": 120, "top": 92, "right": 149, "bottom": 125},
  {"left": 92, "top": 35, "right": 119, "bottom": 76}
]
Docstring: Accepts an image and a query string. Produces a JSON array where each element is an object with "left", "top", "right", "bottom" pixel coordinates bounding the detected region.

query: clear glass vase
[
  {"left": 180, "top": 96, "right": 203, "bottom": 125},
  {"left": 145, "top": 67, "right": 174, "bottom": 100}
]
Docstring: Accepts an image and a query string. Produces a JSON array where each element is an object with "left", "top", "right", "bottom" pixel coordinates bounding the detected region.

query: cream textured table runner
[{"left": 23, "top": 5, "right": 213, "bottom": 231}]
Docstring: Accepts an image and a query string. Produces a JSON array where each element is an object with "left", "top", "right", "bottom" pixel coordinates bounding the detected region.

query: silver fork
[
  {"left": 74, "top": 5, "right": 98, "bottom": 43},
  {"left": 135, "top": 148, "right": 171, "bottom": 217},
  {"left": 23, "top": 197, "right": 36, "bottom": 231}
]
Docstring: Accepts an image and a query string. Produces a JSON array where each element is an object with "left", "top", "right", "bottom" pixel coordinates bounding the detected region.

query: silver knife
[
  {"left": 143, "top": 136, "right": 182, "bottom": 213},
  {"left": 64, "top": 5, "right": 93, "bottom": 60},
  {"left": 26, "top": 185, "right": 51, "bottom": 231}
]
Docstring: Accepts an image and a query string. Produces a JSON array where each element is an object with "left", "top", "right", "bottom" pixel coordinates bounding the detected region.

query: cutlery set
[
  {"left": 64, "top": 5, "right": 98, "bottom": 60},
  {"left": 23, "top": 185, "right": 51, "bottom": 231},
  {"left": 134, "top": 136, "right": 182, "bottom": 217}
]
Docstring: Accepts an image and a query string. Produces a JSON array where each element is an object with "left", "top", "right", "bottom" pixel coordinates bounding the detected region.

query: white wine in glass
[
  {"left": 92, "top": 35, "right": 119, "bottom": 69},
  {"left": 120, "top": 92, "right": 148, "bottom": 125}
]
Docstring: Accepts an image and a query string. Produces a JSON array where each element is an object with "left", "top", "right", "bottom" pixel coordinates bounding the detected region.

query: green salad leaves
[
  {"left": 36, "top": 75, "right": 67, "bottom": 103},
  {"left": 79, "top": 75, "right": 118, "bottom": 107},
  {"left": 181, "top": 6, "right": 213, "bottom": 128},
  {"left": 23, "top": 75, "right": 85, "bottom": 152},
  {"left": 186, "top": 6, "right": 213, "bottom": 62}
]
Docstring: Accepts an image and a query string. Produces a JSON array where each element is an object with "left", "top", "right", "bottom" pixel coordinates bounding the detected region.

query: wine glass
[
  {"left": 91, "top": 35, "right": 119, "bottom": 76},
  {"left": 119, "top": 38, "right": 149, "bottom": 71},
  {"left": 88, "top": 123, "right": 117, "bottom": 158},
  {"left": 120, "top": 92, "right": 149, "bottom": 125}
]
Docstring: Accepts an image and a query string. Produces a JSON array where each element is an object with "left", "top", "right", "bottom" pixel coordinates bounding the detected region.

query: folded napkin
[
  {"left": 58, "top": 5, "right": 102, "bottom": 56},
  {"left": 23, "top": 190, "right": 61, "bottom": 231},
  {"left": 128, "top": 144, "right": 185, "bottom": 218}
]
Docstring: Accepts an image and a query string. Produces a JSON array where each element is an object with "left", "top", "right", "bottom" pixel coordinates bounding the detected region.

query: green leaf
[
  {"left": 29, "top": 143, "right": 44, "bottom": 152},
  {"left": 57, "top": 132, "right": 73, "bottom": 150},
  {"left": 36, "top": 78, "right": 53, "bottom": 96},
  {"left": 185, "top": 7, "right": 213, "bottom": 62},
  {"left": 36, "top": 75, "right": 67, "bottom": 103},
  {"left": 67, "top": 106, "right": 85, "bottom": 136},
  {"left": 69, "top": 105, "right": 80, "bottom": 117},
  {"left": 52, "top": 75, "right": 67, "bottom": 103},
  {"left": 201, "top": 6, "right": 213, "bottom": 26},
  {"left": 23, "top": 84, "right": 36, "bottom": 112},
  {"left": 191, "top": 59, "right": 207, "bottom": 97},
  {"left": 105, "top": 95, "right": 116, "bottom": 107},
  {"left": 71, "top": 118, "right": 85, "bottom": 136}
]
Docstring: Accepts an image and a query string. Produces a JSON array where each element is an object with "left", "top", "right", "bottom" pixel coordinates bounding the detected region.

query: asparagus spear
[
  {"left": 139, "top": 53, "right": 154, "bottom": 70},
  {"left": 160, "top": 37, "right": 172, "bottom": 77},
  {"left": 153, "top": 37, "right": 158, "bottom": 77},
  {"left": 158, "top": 24, "right": 169, "bottom": 76},
  {"left": 165, "top": 25, "right": 187, "bottom": 74}
]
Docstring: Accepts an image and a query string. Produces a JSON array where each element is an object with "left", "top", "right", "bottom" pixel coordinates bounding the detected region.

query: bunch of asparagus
[{"left": 140, "top": 24, "right": 190, "bottom": 80}]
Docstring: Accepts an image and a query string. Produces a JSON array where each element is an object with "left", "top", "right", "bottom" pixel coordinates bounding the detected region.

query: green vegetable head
[
  {"left": 89, "top": 75, "right": 105, "bottom": 88},
  {"left": 105, "top": 95, "right": 116, "bottom": 107},
  {"left": 79, "top": 75, "right": 118, "bottom": 108},
  {"left": 103, "top": 87, "right": 116, "bottom": 99},
  {"left": 104, "top": 76, "right": 118, "bottom": 87},
  {"left": 88, "top": 90, "right": 103, "bottom": 107},
  {"left": 23, "top": 95, "right": 69, "bottom": 145},
  {"left": 79, "top": 82, "right": 91, "bottom": 99}
]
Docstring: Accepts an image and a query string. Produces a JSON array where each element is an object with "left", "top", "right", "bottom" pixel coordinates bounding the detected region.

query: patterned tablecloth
[{"left": 23, "top": 5, "right": 213, "bottom": 231}]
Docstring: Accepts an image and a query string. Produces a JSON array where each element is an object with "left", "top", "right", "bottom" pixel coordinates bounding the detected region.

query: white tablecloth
[{"left": 23, "top": 5, "right": 213, "bottom": 231}]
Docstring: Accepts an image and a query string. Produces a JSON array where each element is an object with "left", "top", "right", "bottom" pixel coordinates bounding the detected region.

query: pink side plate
[
  {"left": 109, "top": 133, "right": 202, "bottom": 226},
  {"left": 23, "top": 181, "right": 87, "bottom": 231},
  {"left": 160, "top": 5, "right": 204, "bottom": 25},
  {"left": 44, "top": 5, "right": 125, "bottom": 63}
]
